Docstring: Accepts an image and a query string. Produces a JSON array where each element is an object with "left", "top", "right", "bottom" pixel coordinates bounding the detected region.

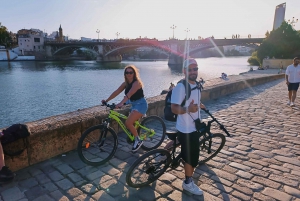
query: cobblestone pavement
[{"left": 2, "top": 76, "right": 300, "bottom": 201}]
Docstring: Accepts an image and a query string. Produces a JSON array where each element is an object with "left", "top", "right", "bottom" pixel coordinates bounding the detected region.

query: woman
[{"left": 102, "top": 65, "right": 148, "bottom": 152}]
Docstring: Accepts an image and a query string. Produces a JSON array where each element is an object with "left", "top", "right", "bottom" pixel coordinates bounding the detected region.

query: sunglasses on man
[{"left": 187, "top": 67, "right": 199, "bottom": 72}]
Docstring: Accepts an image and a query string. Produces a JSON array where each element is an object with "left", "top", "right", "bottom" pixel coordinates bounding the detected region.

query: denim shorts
[{"left": 130, "top": 97, "right": 148, "bottom": 115}]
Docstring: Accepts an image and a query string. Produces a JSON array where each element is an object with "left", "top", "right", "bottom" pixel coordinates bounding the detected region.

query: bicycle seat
[{"left": 166, "top": 130, "right": 177, "bottom": 141}]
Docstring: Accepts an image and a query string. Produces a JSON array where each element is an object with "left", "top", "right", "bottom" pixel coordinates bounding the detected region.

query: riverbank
[
  {"left": 3, "top": 74, "right": 298, "bottom": 201},
  {"left": 2, "top": 70, "right": 284, "bottom": 172}
]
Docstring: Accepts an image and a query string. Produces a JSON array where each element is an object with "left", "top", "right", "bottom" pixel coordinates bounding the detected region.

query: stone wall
[
  {"left": 2, "top": 73, "right": 284, "bottom": 171},
  {"left": 262, "top": 59, "right": 293, "bottom": 69}
]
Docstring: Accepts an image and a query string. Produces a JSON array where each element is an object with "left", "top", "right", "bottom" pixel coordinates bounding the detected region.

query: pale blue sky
[{"left": 0, "top": 0, "right": 299, "bottom": 40}]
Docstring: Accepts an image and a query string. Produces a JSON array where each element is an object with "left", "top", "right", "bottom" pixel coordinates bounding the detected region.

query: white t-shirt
[
  {"left": 285, "top": 64, "right": 300, "bottom": 83},
  {"left": 171, "top": 82, "right": 201, "bottom": 133}
]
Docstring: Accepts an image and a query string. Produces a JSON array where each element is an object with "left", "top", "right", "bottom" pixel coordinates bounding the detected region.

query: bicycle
[
  {"left": 77, "top": 102, "right": 166, "bottom": 166},
  {"left": 126, "top": 109, "right": 230, "bottom": 188}
]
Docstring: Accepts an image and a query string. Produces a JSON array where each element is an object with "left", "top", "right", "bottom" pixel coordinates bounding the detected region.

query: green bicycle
[{"left": 77, "top": 102, "right": 166, "bottom": 166}]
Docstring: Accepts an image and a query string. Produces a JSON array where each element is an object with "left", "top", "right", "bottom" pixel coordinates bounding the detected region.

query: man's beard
[{"left": 188, "top": 74, "right": 197, "bottom": 81}]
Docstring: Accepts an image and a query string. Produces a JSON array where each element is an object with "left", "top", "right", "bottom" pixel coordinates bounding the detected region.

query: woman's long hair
[{"left": 124, "top": 65, "right": 144, "bottom": 87}]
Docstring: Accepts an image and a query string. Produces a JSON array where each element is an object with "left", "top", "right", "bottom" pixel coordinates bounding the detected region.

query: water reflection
[{"left": 0, "top": 57, "right": 253, "bottom": 128}]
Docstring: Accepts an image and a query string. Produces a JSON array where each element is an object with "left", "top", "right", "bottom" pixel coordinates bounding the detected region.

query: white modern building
[
  {"left": 18, "top": 28, "right": 45, "bottom": 55},
  {"left": 273, "top": 3, "right": 286, "bottom": 30}
]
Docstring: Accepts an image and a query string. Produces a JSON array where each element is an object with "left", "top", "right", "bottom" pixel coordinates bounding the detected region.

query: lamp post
[
  {"left": 170, "top": 24, "right": 176, "bottom": 39},
  {"left": 288, "top": 17, "right": 298, "bottom": 27},
  {"left": 116, "top": 32, "right": 120, "bottom": 39},
  {"left": 184, "top": 28, "right": 190, "bottom": 40},
  {"left": 96, "top": 29, "right": 100, "bottom": 41}
]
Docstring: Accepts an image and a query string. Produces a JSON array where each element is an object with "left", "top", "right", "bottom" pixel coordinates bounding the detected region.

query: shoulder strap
[{"left": 178, "top": 79, "right": 191, "bottom": 106}]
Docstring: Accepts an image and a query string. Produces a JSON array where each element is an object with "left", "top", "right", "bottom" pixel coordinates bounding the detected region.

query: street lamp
[
  {"left": 170, "top": 24, "right": 176, "bottom": 39},
  {"left": 288, "top": 17, "right": 298, "bottom": 27},
  {"left": 116, "top": 32, "right": 120, "bottom": 39},
  {"left": 184, "top": 28, "right": 190, "bottom": 40},
  {"left": 96, "top": 29, "right": 100, "bottom": 41}
]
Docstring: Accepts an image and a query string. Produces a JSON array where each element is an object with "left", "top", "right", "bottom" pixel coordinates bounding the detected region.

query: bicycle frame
[
  {"left": 104, "top": 109, "right": 155, "bottom": 141},
  {"left": 167, "top": 109, "right": 230, "bottom": 167}
]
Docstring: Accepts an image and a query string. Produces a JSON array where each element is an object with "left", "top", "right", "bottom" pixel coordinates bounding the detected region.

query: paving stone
[
  {"left": 65, "top": 187, "right": 83, "bottom": 199},
  {"left": 24, "top": 185, "right": 49, "bottom": 200},
  {"left": 18, "top": 177, "right": 39, "bottom": 189},
  {"left": 283, "top": 163, "right": 300, "bottom": 171},
  {"left": 32, "top": 194, "right": 55, "bottom": 201},
  {"left": 231, "top": 190, "right": 252, "bottom": 201},
  {"left": 268, "top": 174, "right": 299, "bottom": 187},
  {"left": 235, "top": 170, "right": 254, "bottom": 179},
  {"left": 253, "top": 150, "right": 274, "bottom": 158},
  {"left": 0, "top": 186, "right": 25, "bottom": 201},
  {"left": 236, "top": 179, "right": 264, "bottom": 191},
  {"left": 199, "top": 184, "right": 221, "bottom": 196},
  {"left": 42, "top": 182, "right": 58, "bottom": 192},
  {"left": 154, "top": 183, "right": 173, "bottom": 195},
  {"left": 284, "top": 186, "right": 300, "bottom": 198},
  {"left": 262, "top": 187, "right": 292, "bottom": 201},
  {"left": 101, "top": 165, "right": 121, "bottom": 176},
  {"left": 56, "top": 178, "right": 74, "bottom": 190},
  {"left": 269, "top": 164, "right": 290, "bottom": 173},
  {"left": 250, "top": 169, "right": 270, "bottom": 177},
  {"left": 35, "top": 173, "right": 51, "bottom": 184},
  {"left": 91, "top": 190, "right": 114, "bottom": 201},
  {"left": 48, "top": 170, "right": 64, "bottom": 182},
  {"left": 253, "top": 192, "right": 276, "bottom": 201},
  {"left": 229, "top": 162, "right": 251, "bottom": 171},
  {"left": 99, "top": 179, "right": 128, "bottom": 197},
  {"left": 80, "top": 183, "right": 98, "bottom": 194},
  {"left": 168, "top": 189, "right": 193, "bottom": 201},
  {"left": 212, "top": 182, "right": 233, "bottom": 194},
  {"left": 228, "top": 148, "right": 248, "bottom": 156},
  {"left": 158, "top": 172, "right": 177, "bottom": 183},
  {"left": 49, "top": 190, "right": 68, "bottom": 201},
  {"left": 55, "top": 164, "right": 74, "bottom": 175},
  {"left": 211, "top": 169, "right": 237, "bottom": 182},
  {"left": 243, "top": 161, "right": 263, "bottom": 169},
  {"left": 28, "top": 168, "right": 43, "bottom": 176},
  {"left": 274, "top": 156, "right": 300, "bottom": 166},
  {"left": 67, "top": 172, "right": 84, "bottom": 183},
  {"left": 72, "top": 194, "right": 93, "bottom": 201},
  {"left": 85, "top": 169, "right": 105, "bottom": 181}
]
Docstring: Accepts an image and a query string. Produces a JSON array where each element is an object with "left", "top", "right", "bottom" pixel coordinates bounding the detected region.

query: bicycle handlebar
[
  {"left": 101, "top": 101, "right": 127, "bottom": 110},
  {"left": 201, "top": 108, "right": 231, "bottom": 137}
]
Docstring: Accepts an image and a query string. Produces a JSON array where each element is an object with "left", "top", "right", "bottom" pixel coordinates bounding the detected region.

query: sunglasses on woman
[{"left": 125, "top": 71, "right": 134, "bottom": 75}]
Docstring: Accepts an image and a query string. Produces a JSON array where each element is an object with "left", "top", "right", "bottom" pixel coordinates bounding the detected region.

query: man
[
  {"left": 285, "top": 57, "right": 300, "bottom": 107},
  {"left": 171, "top": 58, "right": 206, "bottom": 195},
  {"left": 0, "top": 132, "right": 15, "bottom": 184}
]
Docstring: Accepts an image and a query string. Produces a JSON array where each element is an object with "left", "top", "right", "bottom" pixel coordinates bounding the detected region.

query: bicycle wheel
[
  {"left": 126, "top": 149, "right": 171, "bottom": 188},
  {"left": 77, "top": 125, "right": 118, "bottom": 166},
  {"left": 138, "top": 115, "right": 166, "bottom": 151},
  {"left": 198, "top": 133, "right": 225, "bottom": 164}
]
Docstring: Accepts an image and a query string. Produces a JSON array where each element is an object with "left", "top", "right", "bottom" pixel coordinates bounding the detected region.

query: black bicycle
[{"left": 126, "top": 109, "right": 230, "bottom": 188}]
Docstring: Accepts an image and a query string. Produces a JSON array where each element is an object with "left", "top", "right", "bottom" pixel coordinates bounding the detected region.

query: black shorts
[
  {"left": 288, "top": 83, "right": 300, "bottom": 91},
  {"left": 177, "top": 131, "right": 201, "bottom": 168}
]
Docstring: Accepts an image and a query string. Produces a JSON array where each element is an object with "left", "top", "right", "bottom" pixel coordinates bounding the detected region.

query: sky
[{"left": 0, "top": 0, "right": 299, "bottom": 40}]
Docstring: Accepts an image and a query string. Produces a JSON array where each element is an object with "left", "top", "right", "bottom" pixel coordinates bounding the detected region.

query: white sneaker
[
  {"left": 182, "top": 180, "right": 203, "bottom": 195},
  {"left": 290, "top": 102, "right": 295, "bottom": 107},
  {"left": 287, "top": 101, "right": 291, "bottom": 105}
]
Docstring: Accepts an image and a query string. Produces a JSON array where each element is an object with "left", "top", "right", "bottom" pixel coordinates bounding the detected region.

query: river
[{"left": 0, "top": 57, "right": 256, "bottom": 128}]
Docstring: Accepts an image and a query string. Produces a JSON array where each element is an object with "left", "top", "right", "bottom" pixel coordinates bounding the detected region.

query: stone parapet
[{"left": 2, "top": 73, "right": 284, "bottom": 171}]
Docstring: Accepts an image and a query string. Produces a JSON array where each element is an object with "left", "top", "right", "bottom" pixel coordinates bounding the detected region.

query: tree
[
  {"left": 0, "top": 22, "right": 12, "bottom": 48},
  {"left": 265, "top": 31, "right": 270, "bottom": 38},
  {"left": 248, "top": 21, "right": 300, "bottom": 65}
]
